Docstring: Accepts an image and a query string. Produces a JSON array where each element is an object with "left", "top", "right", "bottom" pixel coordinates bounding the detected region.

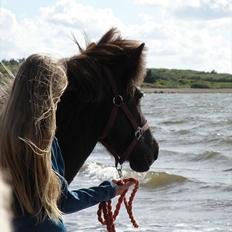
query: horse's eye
[
  {"left": 135, "top": 88, "right": 144, "bottom": 99},
  {"left": 138, "top": 90, "right": 144, "bottom": 99},
  {"left": 134, "top": 88, "right": 144, "bottom": 105}
]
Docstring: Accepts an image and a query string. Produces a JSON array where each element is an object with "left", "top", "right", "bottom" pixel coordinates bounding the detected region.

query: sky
[{"left": 0, "top": 0, "right": 231, "bottom": 73}]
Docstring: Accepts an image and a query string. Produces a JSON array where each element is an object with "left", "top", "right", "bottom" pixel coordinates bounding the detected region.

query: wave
[
  {"left": 162, "top": 120, "right": 187, "bottom": 125},
  {"left": 221, "top": 138, "right": 232, "bottom": 145},
  {"left": 223, "top": 168, "right": 232, "bottom": 172},
  {"left": 80, "top": 161, "right": 119, "bottom": 180},
  {"left": 191, "top": 151, "right": 232, "bottom": 163},
  {"left": 80, "top": 162, "right": 188, "bottom": 189},
  {"left": 177, "top": 129, "right": 191, "bottom": 135},
  {"left": 191, "top": 151, "right": 221, "bottom": 161},
  {"left": 140, "top": 171, "right": 188, "bottom": 188}
]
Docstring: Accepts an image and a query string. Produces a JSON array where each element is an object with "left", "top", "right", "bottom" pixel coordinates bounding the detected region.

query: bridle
[{"left": 99, "top": 70, "right": 149, "bottom": 172}]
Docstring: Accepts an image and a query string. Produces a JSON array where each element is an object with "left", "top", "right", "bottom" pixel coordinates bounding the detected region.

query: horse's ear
[
  {"left": 130, "top": 43, "right": 145, "bottom": 59},
  {"left": 124, "top": 43, "right": 145, "bottom": 87},
  {"left": 125, "top": 43, "right": 145, "bottom": 68}
]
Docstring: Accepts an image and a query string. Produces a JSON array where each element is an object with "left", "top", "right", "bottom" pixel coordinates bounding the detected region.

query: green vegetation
[
  {"left": 1, "top": 59, "right": 232, "bottom": 89},
  {"left": 0, "top": 58, "right": 25, "bottom": 75},
  {"left": 0, "top": 58, "right": 25, "bottom": 84},
  {"left": 143, "top": 68, "right": 232, "bottom": 89}
]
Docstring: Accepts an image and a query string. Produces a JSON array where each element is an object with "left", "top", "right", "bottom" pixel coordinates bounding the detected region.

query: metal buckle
[
  {"left": 113, "top": 95, "right": 123, "bottom": 107},
  {"left": 135, "top": 127, "right": 143, "bottom": 140},
  {"left": 115, "top": 161, "right": 123, "bottom": 178}
]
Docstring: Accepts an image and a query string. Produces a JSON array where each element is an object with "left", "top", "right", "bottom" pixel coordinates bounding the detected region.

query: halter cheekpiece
[{"left": 99, "top": 69, "right": 149, "bottom": 168}]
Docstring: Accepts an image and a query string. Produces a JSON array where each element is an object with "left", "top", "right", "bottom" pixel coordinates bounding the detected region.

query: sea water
[{"left": 64, "top": 93, "right": 232, "bottom": 232}]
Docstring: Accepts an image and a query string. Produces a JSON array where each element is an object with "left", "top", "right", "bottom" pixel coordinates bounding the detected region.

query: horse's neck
[
  {"left": 56, "top": 102, "right": 102, "bottom": 184},
  {"left": 58, "top": 133, "right": 97, "bottom": 184}
]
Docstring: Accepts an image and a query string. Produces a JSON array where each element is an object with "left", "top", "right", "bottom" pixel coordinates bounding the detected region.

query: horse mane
[
  {"left": 0, "top": 28, "right": 146, "bottom": 108},
  {"left": 65, "top": 28, "right": 146, "bottom": 102}
]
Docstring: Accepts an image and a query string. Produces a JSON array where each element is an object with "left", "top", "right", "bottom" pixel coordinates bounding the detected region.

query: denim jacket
[{"left": 13, "top": 137, "right": 116, "bottom": 232}]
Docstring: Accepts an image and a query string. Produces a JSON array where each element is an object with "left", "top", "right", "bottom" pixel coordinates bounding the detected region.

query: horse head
[{"left": 56, "top": 28, "right": 159, "bottom": 183}]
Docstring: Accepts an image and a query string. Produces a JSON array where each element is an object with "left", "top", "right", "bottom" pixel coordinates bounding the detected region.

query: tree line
[{"left": 1, "top": 59, "right": 232, "bottom": 88}]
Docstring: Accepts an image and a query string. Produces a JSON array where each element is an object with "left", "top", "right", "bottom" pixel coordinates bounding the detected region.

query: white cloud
[
  {"left": 0, "top": 8, "right": 26, "bottom": 58},
  {"left": 132, "top": 0, "right": 232, "bottom": 19},
  {"left": 135, "top": 14, "right": 231, "bottom": 73},
  {"left": 0, "top": 8, "right": 65, "bottom": 59},
  {"left": 131, "top": 0, "right": 202, "bottom": 8},
  {"left": 0, "top": 0, "right": 231, "bottom": 73},
  {"left": 40, "top": 0, "right": 124, "bottom": 35},
  {"left": 0, "top": 0, "right": 125, "bottom": 60},
  {"left": 132, "top": 0, "right": 232, "bottom": 9}
]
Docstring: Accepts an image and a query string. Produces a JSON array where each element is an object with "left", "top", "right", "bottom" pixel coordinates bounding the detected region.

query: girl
[{"left": 0, "top": 54, "right": 132, "bottom": 232}]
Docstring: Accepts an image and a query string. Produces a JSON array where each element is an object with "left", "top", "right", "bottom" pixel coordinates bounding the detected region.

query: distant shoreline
[{"left": 142, "top": 88, "right": 232, "bottom": 94}]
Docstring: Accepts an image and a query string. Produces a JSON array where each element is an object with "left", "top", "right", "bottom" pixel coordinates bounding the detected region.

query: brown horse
[{"left": 56, "top": 28, "right": 159, "bottom": 183}]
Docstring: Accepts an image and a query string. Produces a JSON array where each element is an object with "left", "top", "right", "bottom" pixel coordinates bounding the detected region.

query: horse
[{"left": 56, "top": 28, "right": 159, "bottom": 184}]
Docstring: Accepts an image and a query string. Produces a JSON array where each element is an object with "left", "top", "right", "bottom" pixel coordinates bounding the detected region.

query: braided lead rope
[{"left": 97, "top": 178, "right": 139, "bottom": 232}]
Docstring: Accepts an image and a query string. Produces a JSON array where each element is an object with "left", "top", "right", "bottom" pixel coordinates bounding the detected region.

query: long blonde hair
[
  {"left": 0, "top": 172, "right": 12, "bottom": 232},
  {"left": 0, "top": 54, "right": 67, "bottom": 222}
]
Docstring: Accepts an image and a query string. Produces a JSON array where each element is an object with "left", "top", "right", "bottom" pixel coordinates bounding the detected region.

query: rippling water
[{"left": 64, "top": 93, "right": 232, "bottom": 232}]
